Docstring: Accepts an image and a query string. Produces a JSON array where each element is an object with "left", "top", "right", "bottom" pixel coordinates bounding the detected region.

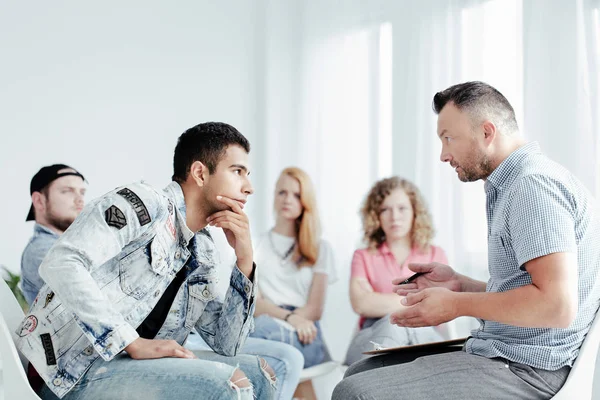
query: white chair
[
  {"left": 299, "top": 360, "right": 339, "bottom": 384},
  {"left": 0, "top": 279, "right": 41, "bottom": 399},
  {"left": 294, "top": 343, "right": 340, "bottom": 400},
  {"left": 552, "top": 310, "right": 600, "bottom": 399},
  {"left": 295, "top": 361, "right": 340, "bottom": 400}
]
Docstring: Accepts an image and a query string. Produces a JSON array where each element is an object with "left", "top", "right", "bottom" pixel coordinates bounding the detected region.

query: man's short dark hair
[
  {"left": 432, "top": 81, "right": 519, "bottom": 134},
  {"left": 172, "top": 122, "right": 250, "bottom": 183}
]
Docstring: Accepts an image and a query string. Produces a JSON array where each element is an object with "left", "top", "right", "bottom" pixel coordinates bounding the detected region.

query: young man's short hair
[{"left": 172, "top": 122, "right": 250, "bottom": 183}]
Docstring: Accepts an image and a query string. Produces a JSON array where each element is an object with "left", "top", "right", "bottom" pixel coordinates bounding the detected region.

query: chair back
[
  {"left": 0, "top": 279, "right": 41, "bottom": 399},
  {"left": 552, "top": 309, "right": 600, "bottom": 399},
  {"left": 0, "top": 279, "right": 28, "bottom": 369}
]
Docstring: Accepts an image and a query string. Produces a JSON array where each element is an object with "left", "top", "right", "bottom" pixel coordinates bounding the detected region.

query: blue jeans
[
  {"left": 186, "top": 332, "right": 304, "bottom": 400},
  {"left": 250, "top": 312, "right": 326, "bottom": 368},
  {"left": 39, "top": 350, "right": 275, "bottom": 400}
]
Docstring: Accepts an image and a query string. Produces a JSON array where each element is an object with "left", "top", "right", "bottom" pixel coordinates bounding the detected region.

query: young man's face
[
  {"left": 202, "top": 145, "right": 254, "bottom": 213},
  {"left": 437, "top": 102, "right": 492, "bottom": 182},
  {"left": 379, "top": 188, "right": 414, "bottom": 243},
  {"left": 41, "top": 171, "right": 87, "bottom": 231}
]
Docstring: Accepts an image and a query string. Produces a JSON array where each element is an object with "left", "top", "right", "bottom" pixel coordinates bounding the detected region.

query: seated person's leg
[
  {"left": 242, "top": 337, "right": 304, "bottom": 400},
  {"left": 194, "top": 350, "right": 277, "bottom": 399},
  {"left": 38, "top": 353, "right": 253, "bottom": 400},
  {"left": 185, "top": 331, "right": 298, "bottom": 400},
  {"left": 251, "top": 314, "right": 326, "bottom": 368},
  {"left": 335, "top": 350, "right": 568, "bottom": 400},
  {"left": 344, "top": 345, "right": 462, "bottom": 378}
]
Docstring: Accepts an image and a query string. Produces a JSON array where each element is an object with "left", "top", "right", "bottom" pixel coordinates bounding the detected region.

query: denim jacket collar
[{"left": 163, "top": 181, "right": 195, "bottom": 247}]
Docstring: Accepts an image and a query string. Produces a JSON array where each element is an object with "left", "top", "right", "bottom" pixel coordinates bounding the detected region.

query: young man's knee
[
  {"left": 230, "top": 368, "right": 251, "bottom": 389},
  {"left": 259, "top": 357, "right": 277, "bottom": 381}
]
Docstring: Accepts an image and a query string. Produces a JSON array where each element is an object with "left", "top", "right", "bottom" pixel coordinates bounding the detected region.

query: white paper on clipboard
[{"left": 362, "top": 337, "right": 468, "bottom": 355}]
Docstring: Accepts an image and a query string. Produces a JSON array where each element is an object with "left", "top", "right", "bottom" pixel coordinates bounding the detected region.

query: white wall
[{"left": 0, "top": 0, "right": 266, "bottom": 274}]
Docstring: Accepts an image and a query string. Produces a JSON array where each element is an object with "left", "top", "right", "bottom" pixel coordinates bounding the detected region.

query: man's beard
[
  {"left": 46, "top": 211, "right": 75, "bottom": 232},
  {"left": 457, "top": 151, "right": 493, "bottom": 182}
]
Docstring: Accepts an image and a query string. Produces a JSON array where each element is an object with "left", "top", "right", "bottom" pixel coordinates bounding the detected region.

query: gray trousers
[{"left": 333, "top": 347, "right": 571, "bottom": 400}]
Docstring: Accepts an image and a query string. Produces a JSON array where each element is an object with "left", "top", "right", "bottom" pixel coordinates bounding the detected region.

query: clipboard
[{"left": 362, "top": 337, "right": 468, "bottom": 355}]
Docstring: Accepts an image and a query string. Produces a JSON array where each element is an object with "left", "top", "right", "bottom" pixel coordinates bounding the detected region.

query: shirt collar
[
  {"left": 163, "top": 181, "right": 195, "bottom": 245},
  {"left": 485, "top": 141, "right": 541, "bottom": 193},
  {"left": 34, "top": 223, "right": 60, "bottom": 238}
]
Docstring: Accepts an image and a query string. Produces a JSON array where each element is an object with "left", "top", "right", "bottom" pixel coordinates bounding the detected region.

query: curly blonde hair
[{"left": 360, "top": 176, "right": 434, "bottom": 251}]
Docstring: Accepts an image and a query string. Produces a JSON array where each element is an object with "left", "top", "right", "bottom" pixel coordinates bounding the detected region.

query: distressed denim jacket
[{"left": 15, "top": 181, "right": 257, "bottom": 398}]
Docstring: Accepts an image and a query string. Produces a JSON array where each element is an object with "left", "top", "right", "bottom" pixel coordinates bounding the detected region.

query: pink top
[{"left": 351, "top": 243, "right": 448, "bottom": 327}]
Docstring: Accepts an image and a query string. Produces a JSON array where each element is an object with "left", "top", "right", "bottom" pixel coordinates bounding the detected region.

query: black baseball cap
[{"left": 26, "top": 164, "right": 86, "bottom": 221}]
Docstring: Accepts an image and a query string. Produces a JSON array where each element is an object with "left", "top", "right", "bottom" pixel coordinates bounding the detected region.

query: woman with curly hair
[
  {"left": 250, "top": 167, "right": 337, "bottom": 371},
  {"left": 344, "top": 176, "right": 448, "bottom": 366}
]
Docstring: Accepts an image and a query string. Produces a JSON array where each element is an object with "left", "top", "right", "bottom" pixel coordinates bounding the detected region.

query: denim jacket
[
  {"left": 15, "top": 181, "right": 257, "bottom": 398},
  {"left": 21, "top": 223, "right": 59, "bottom": 305}
]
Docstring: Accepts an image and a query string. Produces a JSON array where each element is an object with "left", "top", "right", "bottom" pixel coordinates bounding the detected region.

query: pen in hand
[{"left": 399, "top": 272, "right": 425, "bottom": 285}]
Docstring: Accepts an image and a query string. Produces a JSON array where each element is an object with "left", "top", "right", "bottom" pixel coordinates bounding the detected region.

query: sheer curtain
[
  {"left": 523, "top": 0, "right": 600, "bottom": 202},
  {"left": 296, "top": 22, "right": 394, "bottom": 360}
]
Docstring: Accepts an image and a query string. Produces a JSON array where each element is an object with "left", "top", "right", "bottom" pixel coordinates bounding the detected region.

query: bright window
[{"left": 458, "top": 0, "right": 523, "bottom": 260}]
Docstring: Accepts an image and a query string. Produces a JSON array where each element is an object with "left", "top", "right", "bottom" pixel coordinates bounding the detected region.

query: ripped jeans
[{"left": 38, "top": 350, "right": 275, "bottom": 400}]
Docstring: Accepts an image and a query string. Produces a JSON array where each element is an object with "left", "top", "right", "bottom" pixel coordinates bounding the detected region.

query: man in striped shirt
[{"left": 334, "top": 81, "right": 600, "bottom": 400}]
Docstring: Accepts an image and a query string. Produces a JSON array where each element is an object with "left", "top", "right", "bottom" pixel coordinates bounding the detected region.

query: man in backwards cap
[{"left": 21, "top": 164, "right": 87, "bottom": 304}]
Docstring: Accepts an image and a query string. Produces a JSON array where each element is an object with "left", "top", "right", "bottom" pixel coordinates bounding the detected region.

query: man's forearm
[
  {"left": 352, "top": 292, "right": 406, "bottom": 318},
  {"left": 454, "top": 284, "right": 575, "bottom": 328},
  {"left": 458, "top": 273, "right": 487, "bottom": 292}
]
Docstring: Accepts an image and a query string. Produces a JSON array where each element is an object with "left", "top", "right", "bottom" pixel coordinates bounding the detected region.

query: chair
[
  {"left": 294, "top": 344, "right": 340, "bottom": 400},
  {"left": 0, "top": 279, "right": 41, "bottom": 399},
  {"left": 552, "top": 310, "right": 600, "bottom": 399},
  {"left": 298, "top": 361, "right": 339, "bottom": 384}
]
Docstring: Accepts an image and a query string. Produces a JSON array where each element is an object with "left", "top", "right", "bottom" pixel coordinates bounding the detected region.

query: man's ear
[
  {"left": 482, "top": 120, "right": 497, "bottom": 144},
  {"left": 189, "top": 161, "right": 209, "bottom": 187},
  {"left": 31, "top": 192, "right": 46, "bottom": 214}
]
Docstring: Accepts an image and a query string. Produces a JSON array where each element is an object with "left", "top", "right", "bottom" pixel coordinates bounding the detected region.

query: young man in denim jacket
[{"left": 16, "top": 122, "right": 275, "bottom": 400}]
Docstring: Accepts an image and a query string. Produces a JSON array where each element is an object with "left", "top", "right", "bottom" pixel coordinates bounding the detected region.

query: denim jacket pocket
[
  {"left": 119, "top": 239, "right": 169, "bottom": 299},
  {"left": 185, "top": 278, "right": 217, "bottom": 329}
]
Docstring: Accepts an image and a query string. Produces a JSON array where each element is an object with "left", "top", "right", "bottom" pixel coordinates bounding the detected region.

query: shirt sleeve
[
  {"left": 313, "top": 240, "right": 338, "bottom": 283},
  {"left": 196, "top": 264, "right": 257, "bottom": 356},
  {"left": 350, "top": 249, "right": 369, "bottom": 280},
  {"left": 38, "top": 183, "right": 162, "bottom": 361},
  {"left": 508, "top": 174, "right": 578, "bottom": 268}
]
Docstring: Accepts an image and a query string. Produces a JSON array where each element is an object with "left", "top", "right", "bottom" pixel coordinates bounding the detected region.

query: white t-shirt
[{"left": 255, "top": 230, "right": 337, "bottom": 308}]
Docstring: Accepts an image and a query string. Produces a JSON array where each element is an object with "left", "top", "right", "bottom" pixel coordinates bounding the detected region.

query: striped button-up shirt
[{"left": 465, "top": 141, "right": 600, "bottom": 370}]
